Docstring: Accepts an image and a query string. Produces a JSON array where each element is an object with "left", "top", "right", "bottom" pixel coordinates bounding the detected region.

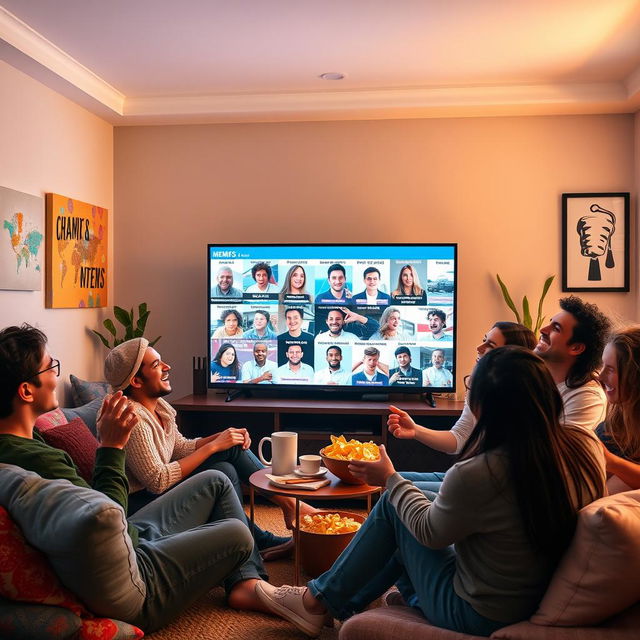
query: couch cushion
[
  {"left": 338, "top": 606, "right": 488, "bottom": 640},
  {"left": 0, "top": 596, "right": 81, "bottom": 640},
  {"left": 69, "top": 374, "right": 110, "bottom": 407},
  {"left": 0, "top": 464, "right": 146, "bottom": 623},
  {"left": 39, "top": 418, "right": 99, "bottom": 483},
  {"left": 34, "top": 408, "right": 69, "bottom": 433},
  {"left": 61, "top": 397, "right": 104, "bottom": 436},
  {"left": 531, "top": 490, "right": 640, "bottom": 627}
]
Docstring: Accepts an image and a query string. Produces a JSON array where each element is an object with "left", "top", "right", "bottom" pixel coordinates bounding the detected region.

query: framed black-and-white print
[{"left": 562, "top": 192, "right": 630, "bottom": 292}]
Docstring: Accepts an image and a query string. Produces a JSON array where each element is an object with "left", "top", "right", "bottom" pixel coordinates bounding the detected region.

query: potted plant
[
  {"left": 495, "top": 274, "right": 555, "bottom": 334},
  {"left": 92, "top": 303, "right": 161, "bottom": 348}
]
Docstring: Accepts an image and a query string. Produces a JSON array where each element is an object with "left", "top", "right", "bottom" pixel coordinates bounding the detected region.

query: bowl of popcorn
[
  {"left": 299, "top": 511, "right": 365, "bottom": 577},
  {"left": 320, "top": 435, "right": 381, "bottom": 485}
]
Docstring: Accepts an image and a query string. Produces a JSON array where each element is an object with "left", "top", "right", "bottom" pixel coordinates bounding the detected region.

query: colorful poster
[
  {"left": 0, "top": 186, "right": 44, "bottom": 291},
  {"left": 45, "top": 193, "right": 108, "bottom": 308}
]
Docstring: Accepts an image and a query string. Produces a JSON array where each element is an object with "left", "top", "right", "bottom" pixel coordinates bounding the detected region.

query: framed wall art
[
  {"left": 562, "top": 192, "right": 629, "bottom": 292},
  {"left": 0, "top": 185, "right": 44, "bottom": 291},
  {"left": 45, "top": 193, "right": 108, "bottom": 308}
]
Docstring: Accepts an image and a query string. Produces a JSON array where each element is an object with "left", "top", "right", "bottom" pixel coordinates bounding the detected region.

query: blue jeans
[
  {"left": 307, "top": 491, "right": 503, "bottom": 637},
  {"left": 129, "top": 470, "right": 266, "bottom": 632},
  {"left": 128, "top": 446, "right": 285, "bottom": 550},
  {"left": 398, "top": 471, "right": 445, "bottom": 494}
]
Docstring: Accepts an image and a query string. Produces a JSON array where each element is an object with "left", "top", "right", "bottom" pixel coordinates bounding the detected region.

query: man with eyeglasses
[{"left": 0, "top": 324, "right": 292, "bottom": 631}]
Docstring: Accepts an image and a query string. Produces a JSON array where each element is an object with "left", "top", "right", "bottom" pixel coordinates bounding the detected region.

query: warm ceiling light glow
[{"left": 319, "top": 72, "right": 345, "bottom": 80}]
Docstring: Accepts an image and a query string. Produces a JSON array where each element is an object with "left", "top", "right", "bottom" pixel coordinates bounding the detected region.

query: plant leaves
[
  {"left": 534, "top": 275, "right": 555, "bottom": 334},
  {"left": 92, "top": 330, "right": 110, "bottom": 348},
  {"left": 149, "top": 335, "right": 162, "bottom": 347},
  {"left": 138, "top": 302, "right": 148, "bottom": 317},
  {"left": 114, "top": 306, "right": 131, "bottom": 328},
  {"left": 136, "top": 310, "right": 150, "bottom": 333},
  {"left": 103, "top": 318, "right": 117, "bottom": 337},
  {"left": 496, "top": 274, "right": 521, "bottom": 324},
  {"left": 522, "top": 296, "right": 532, "bottom": 329}
]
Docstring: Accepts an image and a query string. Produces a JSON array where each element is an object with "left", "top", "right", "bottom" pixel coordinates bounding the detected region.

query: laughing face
[
  {"left": 599, "top": 342, "right": 619, "bottom": 403},
  {"left": 135, "top": 347, "right": 172, "bottom": 398},
  {"left": 535, "top": 310, "right": 581, "bottom": 364},
  {"left": 476, "top": 326, "right": 507, "bottom": 361}
]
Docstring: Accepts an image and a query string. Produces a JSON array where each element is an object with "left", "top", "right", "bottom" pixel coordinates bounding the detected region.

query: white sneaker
[{"left": 255, "top": 581, "right": 325, "bottom": 637}]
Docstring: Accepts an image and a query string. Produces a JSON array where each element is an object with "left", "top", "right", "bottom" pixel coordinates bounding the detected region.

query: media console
[{"left": 173, "top": 393, "right": 465, "bottom": 472}]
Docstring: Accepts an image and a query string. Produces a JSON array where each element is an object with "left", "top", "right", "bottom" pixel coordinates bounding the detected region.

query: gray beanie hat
[{"left": 104, "top": 337, "right": 149, "bottom": 392}]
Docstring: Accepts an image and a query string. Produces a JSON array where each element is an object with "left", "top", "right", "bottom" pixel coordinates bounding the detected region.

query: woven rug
[{"left": 147, "top": 502, "right": 368, "bottom": 640}]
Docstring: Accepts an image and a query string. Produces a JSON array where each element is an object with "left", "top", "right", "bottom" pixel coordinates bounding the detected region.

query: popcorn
[
  {"left": 321, "top": 434, "right": 380, "bottom": 461},
  {"left": 299, "top": 513, "right": 362, "bottom": 535}
]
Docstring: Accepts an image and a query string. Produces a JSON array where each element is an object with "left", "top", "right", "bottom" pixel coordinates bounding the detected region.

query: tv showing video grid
[{"left": 208, "top": 244, "right": 457, "bottom": 392}]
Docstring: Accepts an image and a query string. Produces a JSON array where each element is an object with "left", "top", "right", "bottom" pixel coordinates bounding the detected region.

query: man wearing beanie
[
  {"left": 0, "top": 324, "right": 292, "bottom": 632},
  {"left": 104, "top": 338, "right": 313, "bottom": 560}
]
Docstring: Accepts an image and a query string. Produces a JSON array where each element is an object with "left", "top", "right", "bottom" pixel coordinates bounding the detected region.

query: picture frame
[{"left": 562, "top": 192, "right": 630, "bottom": 292}]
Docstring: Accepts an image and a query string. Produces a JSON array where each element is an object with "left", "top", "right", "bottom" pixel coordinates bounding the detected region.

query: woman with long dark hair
[
  {"left": 210, "top": 342, "right": 241, "bottom": 382},
  {"left": 255, "top": 347, "right": 605, "bottom": 637},
  {"left": 597, "top": 326, "right": 640, "bottom": 491}
]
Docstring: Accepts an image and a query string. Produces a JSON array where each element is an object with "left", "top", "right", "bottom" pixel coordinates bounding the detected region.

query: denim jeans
[
  {"left": 307, "top": 491, "right": 503, "bottom": 637},
  {"left": 128, "top": 470, "right": 266, "bottom": 632},
  {"left": 128, "top": 446, "right": 284, "bottom": 550},
  {"left": 398, "top": 470, "right": 446, "bottom": 494}
]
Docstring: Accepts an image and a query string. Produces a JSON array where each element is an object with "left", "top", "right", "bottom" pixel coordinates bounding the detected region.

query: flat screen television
[{"left": 208, "top": 244, "right": 457, "bottom": 400}]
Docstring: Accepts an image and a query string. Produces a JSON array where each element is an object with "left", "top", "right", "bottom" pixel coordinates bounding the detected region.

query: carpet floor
[{"left": 147, "top": 501, "right": 368, "bottom": 640}]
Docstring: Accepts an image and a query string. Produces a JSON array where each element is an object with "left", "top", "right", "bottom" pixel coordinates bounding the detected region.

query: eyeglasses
[{"left": 27, "top": 358, "right": 61, "bottom": 380}]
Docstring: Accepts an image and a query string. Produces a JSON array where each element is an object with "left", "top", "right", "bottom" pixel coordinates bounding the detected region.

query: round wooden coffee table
[{"left": 248, "top": 467, "right": 381, "bottom": 585}]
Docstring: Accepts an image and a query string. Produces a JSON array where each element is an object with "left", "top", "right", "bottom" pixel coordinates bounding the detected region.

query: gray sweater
[{"left": 386, "top": 437, "right": 604, "bottom": 623}]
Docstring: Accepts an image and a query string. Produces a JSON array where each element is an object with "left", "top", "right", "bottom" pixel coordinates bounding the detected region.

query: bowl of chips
[
  {"left": 299, "top": 511, "right": 365, "bottom": 577},
  {"left": 320, "top": 435, "right": 381, "bottom": 485}
]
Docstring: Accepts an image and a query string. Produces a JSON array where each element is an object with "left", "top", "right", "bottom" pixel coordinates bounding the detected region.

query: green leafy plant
[
  {"left": 92, "top": 303, "right": 161, "bottom": 349},
  {"left": 496, "top": 274, "right": 555, "bottom": 334}
]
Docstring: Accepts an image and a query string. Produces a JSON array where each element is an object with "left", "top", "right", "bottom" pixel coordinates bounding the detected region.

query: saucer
[{"left": 294, "top": 467, "right": 328, "bottom": 478}]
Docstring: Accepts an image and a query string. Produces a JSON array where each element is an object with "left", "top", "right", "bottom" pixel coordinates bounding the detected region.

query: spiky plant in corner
[
  {"left": 92, "top": 303, "right": 161, "bottom": 349},
  {"left": 495, "top": 274, "right": 555, "bottom": 334}
]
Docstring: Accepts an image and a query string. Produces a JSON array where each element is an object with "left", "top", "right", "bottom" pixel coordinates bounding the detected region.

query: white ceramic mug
[
  {"left": 258, "top": 431, "right": 298, "bottom": 475},
  {"left": 299, "top": 454, "right": 321, "bottom": 474}
]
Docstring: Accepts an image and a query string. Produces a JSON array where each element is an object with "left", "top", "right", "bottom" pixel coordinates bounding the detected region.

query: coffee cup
[
  {"left": 258, "top": 431, "right": 298, "bottom": 476},
  {"left": 299, "top": 454, "right": 322, "bottom": 475}
]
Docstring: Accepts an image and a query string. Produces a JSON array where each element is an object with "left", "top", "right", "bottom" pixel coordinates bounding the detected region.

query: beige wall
[
  {"left": 115, "top": 115, "right": 637, "bottom": 399},
  {"left": 0, "top": 60, "right": 113, "bottom": 405}
]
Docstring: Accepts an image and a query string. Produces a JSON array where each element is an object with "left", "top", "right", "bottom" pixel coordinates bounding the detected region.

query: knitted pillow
[
  {"left": 0, "top": 507, "right": 143, "bottom": 639},
  {"left": 69, "top": 374, "right": 110, "bottom": 407},
  {"left": 39, "top": 418, "right": 99, "bottom": 482},
  {"left": 0, "top": 464, "right": 146, "bottom": 623}
]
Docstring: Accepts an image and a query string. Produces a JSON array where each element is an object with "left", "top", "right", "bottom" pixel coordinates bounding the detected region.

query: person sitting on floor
[
  {"left": 0, "top": 323, "right": 287, "bottom": 632},
  {"left": 596, "top": 325, "right": 640, "bottom": 492},
  {"left": 255, "top": 346, "right": 606, "bottom": 638},
  {"left": 104, "top": 337, "right": 315, "bottom": 560}
]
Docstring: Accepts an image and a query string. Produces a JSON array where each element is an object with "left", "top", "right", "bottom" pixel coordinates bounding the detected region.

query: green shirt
[{"left": 0, "top": 431, "right": 139, "bottom": 546}]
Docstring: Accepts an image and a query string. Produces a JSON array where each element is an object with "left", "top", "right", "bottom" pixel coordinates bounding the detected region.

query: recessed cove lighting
[{"left": 319, "top": 72, "right": 345, "bottom": 80}]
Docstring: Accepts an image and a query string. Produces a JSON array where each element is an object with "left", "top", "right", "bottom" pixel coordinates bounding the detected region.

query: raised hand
[
  {"left": 97, "top": 391, "right": 139, "bottom": 449},
  {"left": 348, "top": 445, "right": 395, "bottom": 487},
  {"left": 387, "top": 404, "right": 417, "bottom": 440}
]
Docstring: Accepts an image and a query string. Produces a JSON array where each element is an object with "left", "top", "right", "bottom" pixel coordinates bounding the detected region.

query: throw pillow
[
  {"left": 0, "top": 596, "right": 81, "bottom": 640},
  {"left": 0, "top": 464, "right": 146, "bottom": 624},
  {"left": 69, "top": 374, "right": 110, "bottom": 407},
  {"left": 61, "top": 397, "right": 104, "bottom": 436},
  {"left": 532, "top": 489, "right": 640, "bottom": 626},
  {"left": 0, "top": 508, "right": 144, "bottom": 639},
  {"left": 39, "top": 418, "right": 99, "bottom": 483},
  {"left": 34, "top": 408, "right": 69, "bottom": 433}
]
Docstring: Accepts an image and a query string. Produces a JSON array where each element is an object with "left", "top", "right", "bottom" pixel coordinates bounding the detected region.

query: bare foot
[
  {"left": 260, "top": 537, "right": 294, "bottom": 562},
  {"left": 278, "top": 498, "right": 320, "bottom": 530},
  {"left": 228, "top": 579, "right": 273, "bottom": 613}
]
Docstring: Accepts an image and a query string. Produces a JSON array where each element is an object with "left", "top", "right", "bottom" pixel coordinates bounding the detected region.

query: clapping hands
[{"left": 97, "top": 391, "right": 139, "bottom": 449}]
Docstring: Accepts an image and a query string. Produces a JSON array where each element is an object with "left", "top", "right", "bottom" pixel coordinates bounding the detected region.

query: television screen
[{"left": 208, "top": 244, "right": 457, "bottom": 395}]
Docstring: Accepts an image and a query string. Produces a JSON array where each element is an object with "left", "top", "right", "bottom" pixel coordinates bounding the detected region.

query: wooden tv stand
[{"left": 173, "top": 393, "right": 464, "bottom": 471}]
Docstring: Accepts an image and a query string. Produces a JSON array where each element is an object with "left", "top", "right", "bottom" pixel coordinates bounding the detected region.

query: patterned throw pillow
[
  {"left": 69, "top": 375, "right": 110, "bottom": 407},
  {"left": 34, "top": 408, "right": 69, "bottom": 433},
  {"left": 39, "top": 418, "right": 99, "bottom": 483},
  {"left": 0, "top": 507, "right": 144, "bottom": 639}
]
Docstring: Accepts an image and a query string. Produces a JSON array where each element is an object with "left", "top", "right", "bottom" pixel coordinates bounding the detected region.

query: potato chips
[
  {"left": 321, "top": 434, "right": 380, "bottom": 461},
  {"left": 300, "top": 513, "right": 362, "bottom": 535}
]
